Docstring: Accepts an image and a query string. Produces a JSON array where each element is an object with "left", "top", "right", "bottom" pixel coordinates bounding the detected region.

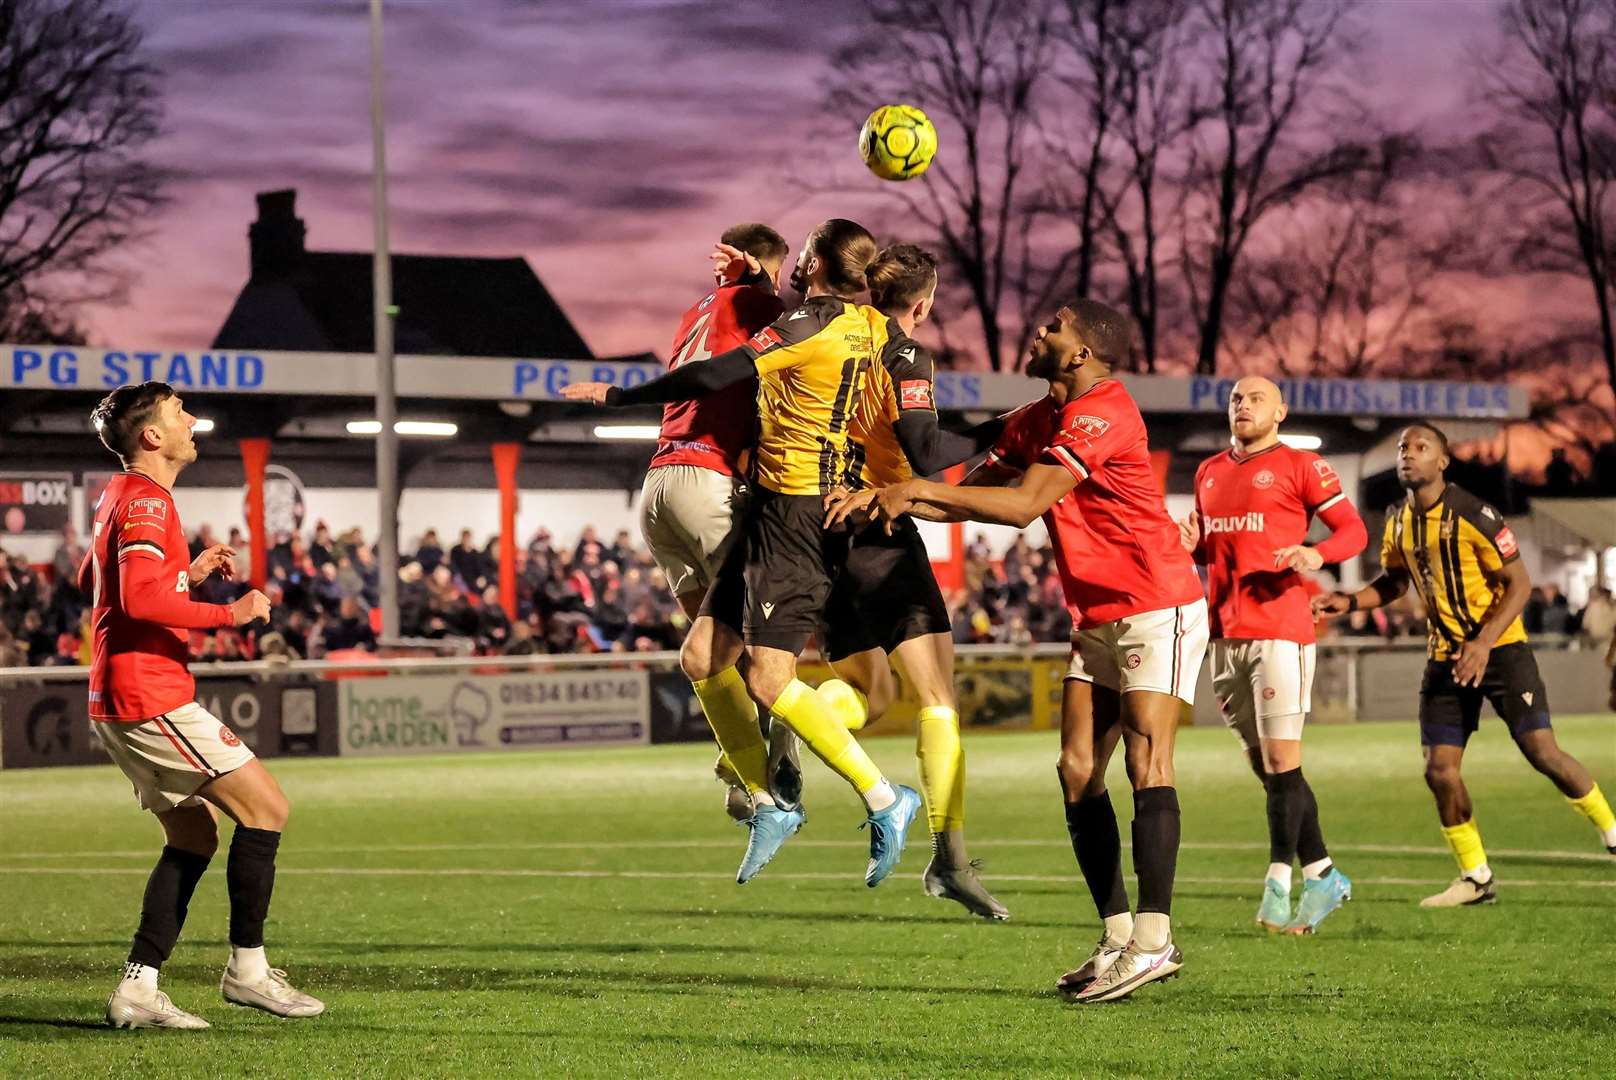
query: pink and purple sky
[{"left": 90, "top": 0, "right": 1492, "bottom": 362}]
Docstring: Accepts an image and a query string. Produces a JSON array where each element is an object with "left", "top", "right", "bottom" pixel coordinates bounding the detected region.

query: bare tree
[
  {"left": 831, "top": 0, "right": 1057, "bottom": 371},
  {"left": 1478, "top": 0, "right": 1616, "bottom": 407},
  {"left": 1177, "top": 0, "right": 1372, "bottom": 374},
  {"left": 0, "top": 0, "right": 164, "bottom": 337}
]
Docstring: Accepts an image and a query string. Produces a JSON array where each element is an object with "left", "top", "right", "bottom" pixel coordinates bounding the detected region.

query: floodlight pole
[{"left": 370, "top": 0, "right": 400, "bottom": 638}]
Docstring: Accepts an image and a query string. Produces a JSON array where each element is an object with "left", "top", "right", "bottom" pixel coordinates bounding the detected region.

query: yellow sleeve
[
  {"left": 1379, "top": 515, "right": 1403, "bottom": 570},
  {"left": 1464, "top": 520, "right": 1503, "bottom": 574}
]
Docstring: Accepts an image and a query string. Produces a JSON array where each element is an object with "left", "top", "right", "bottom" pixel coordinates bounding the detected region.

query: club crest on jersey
[
  {"left": 1496, "top": 525, "right": 1518, "bottom": 557},
  {"left": 1125, "top": 653, "right": 1142, "bottom": 669},
  {"left": 1203, "top": 476, "right": 1215, "bottom": 489},
  {"left": 1253, "top": 469, "right": 1276, "bottom": 490},
  {"left": 1440, "top": 517, "right": 1455, "bottom": 540},
  {"left": 1067, "top": 414, "right": 1110, "bottom": 438},
  {"left": 1312, "top": 459, "right": 1339, "bottom": 489},
  {"left": 900, "top": 380, "right": 933, "bottom": 409},
  {"left": 749, "top": 326, "right": 783, "bottom": 350}
]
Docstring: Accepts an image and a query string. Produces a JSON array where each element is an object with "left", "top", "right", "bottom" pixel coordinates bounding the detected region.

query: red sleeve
[
  {"left": 984, "top": 405, "right": 1036, "bottom": 472},
  {"left": 1039, "top": 397, "right": 1136, "bottom": 484},
  {"left": 1298, "top": 452, "right": 1347, "bottom": 513},
  {"left": 114, "top": 496, "right": 232, "bottom": 630},
  {"left": 1190, "top": 463, "right": 1210, "bottom": 566},
  {"left": 77, "top": 549, "right": 93, "bottom": 596},
  {"left": 1312, "top": 496, "right": 1368, "bottom": 565}
]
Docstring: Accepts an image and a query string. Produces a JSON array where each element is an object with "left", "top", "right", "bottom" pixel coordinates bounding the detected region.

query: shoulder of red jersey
[{"left": 112, "top": 477, "right": 175, "bottom": 562}]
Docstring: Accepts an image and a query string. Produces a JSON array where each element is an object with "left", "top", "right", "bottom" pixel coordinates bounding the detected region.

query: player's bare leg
[
  {"left": 1420, "top": 744, "right": 1497, "bottom": 907},
  {"left": 197, "top": 760, "right": 324, "bottom": 1017},
  {"left": 106, "top": 801, "right": 219, "bottom": 1030},
  {"left": 746, "top": 643, "right": 920, "bottom": 886},
  {"left": 1056, "top": 679, "right": 1130, "bottom": 992},
  {"left": 1075, "top": 689, "right": 1185, "bottom": 1003},
  {"left": 1513, "top": 728, "right": 1616, "bottom": 854},
  {"left": 890, "top": 632, "right": 1008, "bottom": 920}
]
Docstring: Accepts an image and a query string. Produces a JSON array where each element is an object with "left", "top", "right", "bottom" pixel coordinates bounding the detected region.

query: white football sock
[
  {"left": 1132, "top": 912, "right": 1172, "bottom": 952},
  {"left": 229, "top": 945, "right": 269, "bottom": 981},
  {"left": 1102, "top": 912, "right": 1134, "bottom": 948},
  {"left": 864, "top": 779, "right": 897, "bottom": 813},
  {"left": 1302, "top": 857, "right": 1333, "bottom": 880},
  {"left": 121, "top": 961, "right": 159, "bottom": 997},
  {"left": 1267, "top": 862, "right": 1293, "bottom": 889},
  {"left": 1462, "top": 863, "right": 1492, "bottom": 885},
  {"left": 1601, "top": 825, "right": 1616, "bottom": 848}
]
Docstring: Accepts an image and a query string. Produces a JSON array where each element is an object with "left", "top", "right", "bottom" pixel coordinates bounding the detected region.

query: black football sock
[
  {"left": 1062, "top": 786, "right": 1130, "bottom": 920},
  {"left": 128, "top": 845, "right": 212, "bottom": 970},
  {"left": 1132, "top": 786, "right": 1181, "bottom": 916},
  {"left": 226, "top": 827, "right": 281, "bottom": 949},
  {"left": 1294, "top": 770, "right": 1331, "bottom": 870},
  {"left": 1266, "top": 768, "right": 1307, "bottom": 868}
]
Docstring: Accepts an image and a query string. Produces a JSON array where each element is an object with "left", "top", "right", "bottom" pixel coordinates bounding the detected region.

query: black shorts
[
  {"left": 821, "top": 519, "right": 951, "bottom": 662},
  {"left": 1418, "top": 642, "right": 1552, "bottom": 748},
  {"left": 699, "top": 487, "right": 850, "bottom": 654}
]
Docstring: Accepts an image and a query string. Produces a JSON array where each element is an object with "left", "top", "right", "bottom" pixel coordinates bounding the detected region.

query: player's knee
[
  {"left": 1056, "top": 749, "right": 1097, "bottom": 797},
  {"left": 678, "top": 635, "right": 712, "bottom": 682},
  {"left": 743, "top": 665, "right": 790, "bottom": 709},
  {"left": 1423, "top": 760, "right": 1460, "bottom": 792}
]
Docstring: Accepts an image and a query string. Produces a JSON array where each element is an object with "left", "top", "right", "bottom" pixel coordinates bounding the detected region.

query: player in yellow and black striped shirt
[
  {"left": 1315, "top": 422, "right": 1616, "bottom": 906},
  {"left": 566, "top": 219, "right": 924, "bottom": 891}
]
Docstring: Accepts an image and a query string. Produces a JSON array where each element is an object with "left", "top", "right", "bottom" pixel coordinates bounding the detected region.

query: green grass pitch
[{"left": 2, "top": 715, "right": 1613, "bottom": 1078}]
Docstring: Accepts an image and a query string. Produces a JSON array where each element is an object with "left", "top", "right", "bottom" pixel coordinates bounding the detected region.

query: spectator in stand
[
  {"left": 308, "top": 521, "right": 336, "bottom": 569},
  {"left": 227, "top": 526, "right": 251, "bottom": 582},
  {"left": 573, "top": 524, "right": 601, "bottom": 563},
  {"left": 483, "top": 537, "right": 502, "bottom": 588},
  {"left": 591, "top": 579, "right": 628, "bottom": 642},
  {"left": 1580, "top": 586, "right": 1615, "bottom": 657},
  {"left": 449, "top": 528, "right": 486, "bottom": 589},
  {"left": 319, "top": 596, "right": 377, "bottom": 654},
  {"left": 504, "top": 617, "right": 542, "bottom": 655},
  {"left": 415, "top": 528, "right": 445, "bottom": 575},
  {"left": 477, "top": 585, "right": 512, "bottom": 649},
  {"left": 1541, "top": 584, "right": 1571, "bottom": 635},
  {"left": 607, "top": 528, "right": 634, "bottom": 568},
  {"left": 52, "top": 525, "right": 86, "bottom": 585},
  {"left": 20, "top": 609, "right": 53, "bottom": 665},
  {"left": 189, "top": 522, "right": 218, "bottom": 560},
  {"left": 1523, "top": 585, "right": 1547, "bottom": 635},
  {"left": 617, "top": 599, "right": 675, "bottom": 651},
  {"left": 312, "top": 561, "right": 345, "bottom": 616}
]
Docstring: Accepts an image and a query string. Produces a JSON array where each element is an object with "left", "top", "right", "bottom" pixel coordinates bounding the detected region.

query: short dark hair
[
  {"left": 720, "top": 222, "right": 788, "bottom": 266},
  {"left": 867, "top": 243, "right": 938, "bottom": 313},
  {"left": 1404, "top": 420, "right": 1452, "bottom": 457},
  {"left": 1067, "top": 298, "right": 1134, "bottom": 367},
  {"left": 91, "top": 381, "right": 174, "bottom": 460},
  {"left": 807, "top": 218, "right": 879, "bottom": 296}
]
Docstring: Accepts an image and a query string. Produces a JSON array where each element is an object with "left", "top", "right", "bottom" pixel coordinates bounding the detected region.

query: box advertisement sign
[
  {"left": 0, "top": 471, "right": 73, "bottom": 535},
  {"left": 338, "top": 670, "right": 651, "bottom": 756}
]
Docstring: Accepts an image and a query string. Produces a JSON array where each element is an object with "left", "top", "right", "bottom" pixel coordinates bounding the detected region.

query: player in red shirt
[
  {"left": 867, "top": 299, "right": 1207, "bottom": 1003},
  {"left": 1179, "top": 375, "right": 1367, "bottom": 935},
  {"left": 82, "top": 382, "right": 323, "bottom": 1029}
]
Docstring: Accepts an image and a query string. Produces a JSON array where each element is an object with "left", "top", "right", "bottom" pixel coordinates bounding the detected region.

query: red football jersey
[
  {"left": 986, "top": 381, "right": 1201, "bottom": 629},
  {"left": 1194, "top": 444, "right": 1354, "bottom": 644},
  {"left": 652, "top": 283, "right": 782, "bottom": 474},
  {"left": 85, "top": 473, "right": 232, "bottom": 722}
]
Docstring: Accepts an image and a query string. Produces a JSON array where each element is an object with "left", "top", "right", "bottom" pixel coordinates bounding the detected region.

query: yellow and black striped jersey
[
  {"left": 739, "top": 295, "right": 885, "bottom": 495},
  {"left": 1380, "top": 484, "right": 1527, "bottom": 661},
  {"left": 843, "top": 317, "right": 935, "bottom": 490}
]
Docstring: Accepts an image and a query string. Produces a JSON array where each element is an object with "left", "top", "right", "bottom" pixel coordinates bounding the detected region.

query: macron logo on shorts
[{"left": 760, "top": 602, "right": 775, "bottom": 619}]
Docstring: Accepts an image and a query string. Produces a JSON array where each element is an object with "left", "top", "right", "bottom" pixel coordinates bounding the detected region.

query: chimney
[{"left": 249, "top": 189, "right": 306, "bottom": 279}]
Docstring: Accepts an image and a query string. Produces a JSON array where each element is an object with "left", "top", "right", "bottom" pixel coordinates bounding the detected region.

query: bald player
[{"left": 1179, "top": 376, "right": 1368, "bottom": 934}]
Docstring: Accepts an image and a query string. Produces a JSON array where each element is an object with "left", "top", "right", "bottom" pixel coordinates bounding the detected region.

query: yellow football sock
[
  {"left": 1567, "top": 783, "right": 1616, "bottom": 836},
  {"left": 817, "top": 678, "right": 869, "bottom": 731},
  {"left": 773, "top": 678, "right": 883, "bottom": 795},
  {"left": 916, "top": 706, "right": 965, "bottom": 834},
  {"left": 1439, "top": 818, "right": 1489, "bottom": 878},
  {"left": 691, "top": 667, "right": 768, "bottom": 795}
]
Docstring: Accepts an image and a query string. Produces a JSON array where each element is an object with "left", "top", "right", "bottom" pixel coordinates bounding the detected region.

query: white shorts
[
  {"left": 640, "top": 464, "right": 744, "bottom": 599},
  {"left": 1065, "top": 599, "right": 1209, "bottom": 705},
  {"left": 93, "top": 702, "right": 255, "bottom": 813},
  {"left": 1209, "top": 639, "right": 1315, "bottom": 748}
]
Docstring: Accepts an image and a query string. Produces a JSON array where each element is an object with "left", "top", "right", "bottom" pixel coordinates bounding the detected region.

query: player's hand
[
  {"left": 561, "top": 382, "right": 613, "bottom": 405},
  {"left": 873, "top": 481, "right": 923, "bottom": 534},
  {"left": 710, "top": 242, "right": 760, "bottom": 284},
  {"left": 229, "top": 589, "right": 271, "bottom": 626},
  {"left": 1453, "top": 638, "right": 1492, "bottom": 688},
  {"left": 823, "top": 488, "right": 879, "bottom": 529},
  {"left": 188, "top": 544, "right": 236, "bottom": 585},
  {"left": 1312, "top": 591, "right": 1352, "bottom": 619},
  {"left": 1177, "top": 513, "right": 1200, "bottom": 553},
  {"left": 1274, "top": 545, "right": 1324, "bottom": 573}
]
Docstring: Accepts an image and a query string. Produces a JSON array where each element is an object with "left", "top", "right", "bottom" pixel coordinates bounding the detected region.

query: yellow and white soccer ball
[{"left": 858, "top": 104, "right": 938, "bottom": 182}]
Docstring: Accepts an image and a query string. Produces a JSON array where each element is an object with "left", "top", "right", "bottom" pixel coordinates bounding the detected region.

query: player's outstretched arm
[
  {"left": 887, "top": 461, "right": 1077, "bottom": 530},
  {"left": 120, "top": 554, "right": 238, "bottom": 630},
  {"left": 1312, "top": 570, "right": 1408, "bottom": 620},
  {"left": 561, "top": 348, "right": 756, "bottom": 407},
  {"left": 891, "top": 412, "right": 1008, "bottom": 477}
]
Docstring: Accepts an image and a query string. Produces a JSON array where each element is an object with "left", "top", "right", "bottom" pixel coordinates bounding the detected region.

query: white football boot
[
  {"left": 106, "top": 983, "right": 210, "bottom": 1030},
  {"left": 221, "top": 966, "right": 326, "bottom": 1018}
]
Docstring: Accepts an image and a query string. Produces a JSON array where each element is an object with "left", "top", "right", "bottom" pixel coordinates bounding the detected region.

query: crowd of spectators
[{"left": 4, "top": 521, "right": 1616, "bottom": 669}]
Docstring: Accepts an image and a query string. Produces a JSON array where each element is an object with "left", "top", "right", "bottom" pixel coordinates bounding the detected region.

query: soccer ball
[{"left": 858, "top": 104, "right": 937, "bottom": 182}]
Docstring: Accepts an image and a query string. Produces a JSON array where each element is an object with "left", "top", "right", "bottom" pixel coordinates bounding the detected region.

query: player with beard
[
  {"left": 861, "top": 299, "right": 1207, "bottom": 1003},
  {"left": 1314, "top": 423, "right": 1616, "bottom": 906},
  {"left": 1178, "top": 376, "right": 1366, "bottom": 933}
]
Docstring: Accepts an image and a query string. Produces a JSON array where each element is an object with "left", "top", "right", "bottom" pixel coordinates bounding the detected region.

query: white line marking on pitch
[
  {"left": 4, "top": 866, "right": 1612, "bottom": 889},
  {"left": 2, "top": 840, "right": 1610, "bottom": 863}
]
